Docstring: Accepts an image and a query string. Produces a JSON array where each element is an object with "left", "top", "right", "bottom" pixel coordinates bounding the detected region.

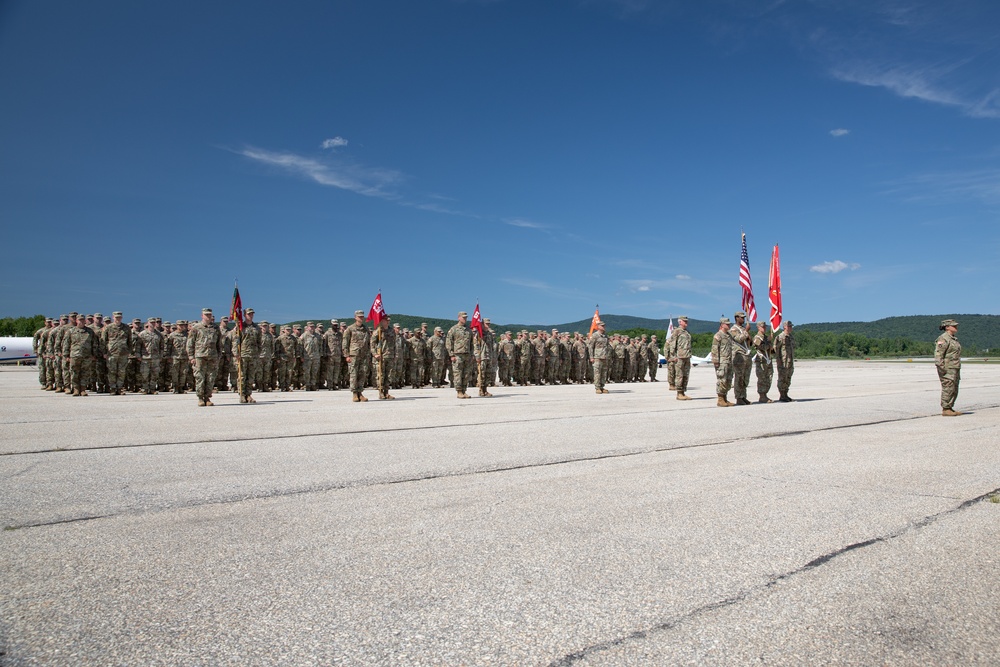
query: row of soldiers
[{"left": 31, "top": 308, "right": 794, "bottom": 405}]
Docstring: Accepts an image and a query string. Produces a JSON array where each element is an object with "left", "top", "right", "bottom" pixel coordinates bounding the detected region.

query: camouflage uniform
[
  {"left": 298, "top": 323, "right": 321, "bottom": 391},
  {"left": 473, "top": 329, "right": 493, "bottom": 397},
  {"left": 497, "top": 333, "right": 516, "bottom": 386},
  {"left": 101, "top": 314, "right": 133, "bottom": 394},
  {"left": 166, "top": 324, "right": 192, "bottom": 393},
  {"left": 138, "top": 319, "right": 163, "bottom": 394},
  {"left": 587, "top": 325, "right": 610, "bottom": 394},
  {"left": 752, "top": 323, "right": 775, "bottom": 403},
  {"left": 276, "top": 328, "right": 298, "bottom": 391},
  {"left": 324, "top": 321, "right": 344, "bottom": 390},
  {"left": 446, "top": 313, "right": 474, "bottom": 398},
  {"left": 428, "top": 328, "right": 448, "bottom": 388},
  {"left": 673, "top": 319, "right": 693, "bottom": 399},
  {"left": 33, "top": 322, "right": 50, "bottom": 388},
  {"left": 409, "top": 332, "right": 427, "bottom": 388},
  {"left": 258, "top": 322, "right": 274, "bottom": 392},
  {"left": 186, "top": 310, "right": 224, "bottom": 406},
  {"left": 127, "top": 320, "right": 144, "bottom": 392},
  {"left": 935, "top": 319, "right": 961, "bottom": 414},
  {"left": 217, "top": 320, "right": 231, "bottom": 391},
  {"left": 647, "top": 336, "right": 659, "bottom": 382},
  {"left": 370, "top": 321, "right": 394, "bottom": 399},
  {"left": 518, "top": 333, "right": 532, "bottom": 385},
  {"left": 234, "top": 312, "right": 262, "bottom": 401},
  {"left": 774, "top": 322, "right": 795, "bottom": 402},
  {"left": 90, "top": 314, "right": 108, "bottom": 393},
  {"left": 729, "top": 314, "right": 752, "bottom": 405},
  {"left": 343, "top": 312, "right": 371, "bottom": 401},
  {"left": 64, "top": 319, "right": 98, "bottom": 396},
  {"left": 712, "top": 318, "right": 734, "bottom": 406}
]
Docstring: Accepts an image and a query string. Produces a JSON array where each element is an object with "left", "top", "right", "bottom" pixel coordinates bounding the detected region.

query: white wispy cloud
[
  {"left": 829, "top": 128, "right": 850, "bottom": 137},
  {"left": 501, "top": 277, "right": 589, "bottom": 301},
  {"left": 675, "top": 274, "right": 692, "bottom": 280},
  {"left": 883, "top": 168, "right": 1000, "bottom": 205},
  {"left": 321, "top": 136, "right": 348, "bottom": 149},
  {"left": 504, "top": 218, "right": 550, "bottom": 230},
  {"left": 810, "top": 260, "right": 861, "bottom": 274},
  {"left": 238, "top": 146, "right": 403, "bottom": 198}
]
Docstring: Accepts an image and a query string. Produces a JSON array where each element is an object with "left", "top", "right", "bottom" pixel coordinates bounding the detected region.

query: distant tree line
[
  {"left": 0, "top": 315, "right": 45, "bottom": 337},
  {"left": 607, "top": 326, "right": 993, "bottom": 358}
]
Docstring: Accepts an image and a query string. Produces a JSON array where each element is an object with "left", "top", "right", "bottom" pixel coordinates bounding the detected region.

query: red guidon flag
[
  {"left": 769, "top": 244, "right": 782, "bottom": 332},
  {"left": 470, "top": 303, "right": 484, "bottom": 337},
  {"left": 230, "top": 285, "right": 244, "bottom": 331},
  {"left": 588, "top": 306, "right": 601, "bottom": 334},
  {"left": 367, "top": 292, "right": 385, "bottom": 328}
]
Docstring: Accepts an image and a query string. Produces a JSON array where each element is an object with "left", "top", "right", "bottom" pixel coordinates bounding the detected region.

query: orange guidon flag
[{"left": 588, "top": 306, "right": 600, "bottom": 334}]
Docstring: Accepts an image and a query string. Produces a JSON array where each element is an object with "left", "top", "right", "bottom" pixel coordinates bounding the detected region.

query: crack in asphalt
[
  {"left": 548, "top": 484, "right": 1000, "bottom": 666},
  {"left": 6, "top": 409, "right": 989, "bottom": 531}
]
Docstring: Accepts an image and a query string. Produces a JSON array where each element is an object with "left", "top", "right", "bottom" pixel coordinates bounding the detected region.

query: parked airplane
[
  {"left": 657, "top": 351, "right": 713, "bottom": 366},
  {"left": 0, "top": 337, "right": 36, "bottom": 363}
]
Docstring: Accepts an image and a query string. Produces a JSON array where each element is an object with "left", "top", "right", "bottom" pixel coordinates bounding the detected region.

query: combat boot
[
  {"left": 79, "top": 389, "right": 88, "bottom": 396},
  {"left": 380, "top": 392, "right": 395, "bottom": 400},
  {"left": 737, "top": 397, "right": 751, "bottom": 406},
  {"left": 198, "top": 400, "right": 206, "bottom": 407},
  {"left": 72, "top": 388, "right": 80, "bottom": 396},
  {"left": 717, "top": 394, "right": 731, "bottom": 407},
  {"left": 942, "top": 408, "right": 962, "bottom": 416},
  {"left": 676, "top": 391, "right": 692, "bottom": 400},
  {"left": 457, "top": 391, "right": 470, "bottom": 399},
  {"left": 479, "top": 388, "right": 492, "bottom": 397},
  {"left": 779, "top": 393, "right": 793, "bottom": 402},
  {"left": 758, "top": 394, "right": 773, "bottom": 404},
  {"left": 352, "top": 393, "right": 360, "bottom": 402},
  {"left": 357, "top": 393, "right": 368, "bottom": 402}
]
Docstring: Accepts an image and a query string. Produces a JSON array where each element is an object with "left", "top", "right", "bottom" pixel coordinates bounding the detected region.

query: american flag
[{"left": 739, "top": 233, "right": 758, "bottom": 322}]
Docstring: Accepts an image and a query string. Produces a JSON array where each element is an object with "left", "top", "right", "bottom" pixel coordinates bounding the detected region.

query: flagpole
[{"left": 234, "top": 279, "right": 243, "bottom": 401}]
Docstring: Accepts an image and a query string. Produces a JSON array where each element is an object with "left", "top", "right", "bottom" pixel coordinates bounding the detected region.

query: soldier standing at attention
[
  {"left": 90, "top": 313, "right": 108, "bottom": 393},
  {"left": 299, "top": 321, "right": 322, "bottom": 391},
  {"left": 647, "top": 335, "right": 659, "bottom": 382},
  {"left": 752, "top": 321, "right": 775, "bottom": 403},
  {"left": 774, "top": 321, "right": 795, "bottom": 402},
  {"left": 34, "top": 319, "right": 53, "bottom": 389},
  {"left": 935, "top": 319, "right": 962, "bottom": 416},
  {"left": 138, "top": 317, "right": 163, "bottom": 394},
  {"left": 258, "top": 321, "right": 274, "bottom": 392},
  {"left": 588, "top": 320, "right": 610, "bottom": 394},
  {"left": 343, "top": 310, "right": 371, "bottom": 402},
  {"left": 234, "top": 308, "right": 261, "bottom": 403},
  {"left": 276, "top": 326, "right": 296, "bottom": 391},
  {"left": 427, "top": 326, "right": 448, "bottom": 388},
  {"left": 186, "top": 308, "right": 224, "bottom": 407},
  {"left": 101, "top": 311, "right": 133, "bottom": 395},
  {"left": 473, "top": 325, "right": 493, "bottom": 397},
  {"left": 217, "top": 316, "right": 231, "bottom": 391},
  {"left": 712, "top": 317, "right": 735, "bottom": 407},
  {"left": 65, "top": 313, "right": 98, "bottom": 396},
  {"left": 324, "top": 320, "right": 344, "bottom": 390},
  {"left": 730, "top": 311, "right": 752, "bottom": 405},
  {"left": 370, "top": 318, "right": 395, "bottom": 400},
  {"left": 446, "top": 311, "right": 474, "bottom": 399},
  {"left": 409, "top": 329, "right": 427, "bottom": 389},
  {"left": 670, "top": 318, "right": 694, "bottom": 400},
  {"left": 166, "top": 321, "right": 190, "bottom": 393}
]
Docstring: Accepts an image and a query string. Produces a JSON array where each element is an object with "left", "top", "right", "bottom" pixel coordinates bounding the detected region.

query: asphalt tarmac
[{"left": 2, "top": 361, "right": 998, "bottom": 666}]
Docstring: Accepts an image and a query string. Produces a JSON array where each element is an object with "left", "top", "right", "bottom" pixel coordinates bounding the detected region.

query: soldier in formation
[
  {"left": 935, "top": 319, "right": 962, "bottom": 416},
  {"left": 774, "top": 321, "right": 795, "bottom": 402},
  {"left": 712, "top": 317, "right": 735, "bottom": 407},
  {"left": 752, "top": 321, "right": 774, "bottom": 403}
]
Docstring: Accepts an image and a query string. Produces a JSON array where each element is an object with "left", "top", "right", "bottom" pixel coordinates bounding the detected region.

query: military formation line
[{"left": 30, "top": 306, "right": 804, "bottom": 408}]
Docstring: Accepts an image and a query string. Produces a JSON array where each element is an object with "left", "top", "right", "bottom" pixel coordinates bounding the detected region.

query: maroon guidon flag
[
  {"left": 230, "top": 285, "right": 244, "bottom": 331},
  {"left": 739, "top": 232, "right": 758, "bottom": 323},
  {"left": 471, "top": 303, "right": 484, "bottom": 337},
  {"left": 367, "top": 292, "right": 385, "bottom": 328}
]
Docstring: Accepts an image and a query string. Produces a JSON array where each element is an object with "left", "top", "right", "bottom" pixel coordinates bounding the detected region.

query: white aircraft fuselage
[{"left": 0, "top": 337, "right": 36, "bottom": 362}]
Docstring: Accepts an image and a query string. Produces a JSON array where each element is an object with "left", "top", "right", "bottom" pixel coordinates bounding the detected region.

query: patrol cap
[
  {"left": 155, "top": 317, "right": 162, "bottom": 323},
  {"left": 245, "top": 308, "right": 254, "bottom": 315},
  {"left": 162, "top": 321, "right": 171, "bottom": 326},
  {"left": 595, "top": 320, "right": 605, "bottom": 326},
  {"left": 202, "top": 308, "right": 212, "bottom": 315},
  {"left": 393, "top": 323, "right": 401, "bottom": 328},
  {"left": 434, "top": 326, "right": 443, "bottom": 332},
  {"left": 293, "top": 323, "right": 302, "bottom": 329},
  {"left": 93, "top": 312, "right": 103, "bottom": 319},
  {"left": 176, "top": 320, "right": 187, "bottom": 325},
  {"left": 131, "top": 318, "right": 141, "bottom": 324},
  {"left": 112, "top": 311, "right": 122, "bottom": 317},
  {"left": 720, "top": 317, "right": 731, "bottom": 324},
  {"left": 678, "top": 316, "right": 688, "bottom": 322},
  {"left": 147, "top": 317, "right": 157, "bottom": 323},
  {"left": 757, "top": 321, "right": 767, "bottom": 327},
  {"left": 69, "top": 312, "right": 79, "bottom": 317},
  {"left": 354, "top": 310, "right": 365, "bottom": 317},
  {"left": 45, "top": 317, "right": 53, "bottom": 323},
  {"left": 306, "top": 321, "right": 314, "bottom": 326},
  {"left": 940, "top": 318, "right": 959, "bottom": 329},
  {"left": 330, "top": 319, "right": 339, "bottom": 325},
  {"left": 484, "top": 318, "right": 491, "bottom": 324},
  {"left": 458, "top": 311, "right": 468, "bottom": 318},
  {"left": 785, "top": 321, "right": 794, "bottom": 326},
  {"left": 735, "top": 311, "right": 746, "bottom": 318},
  {"left": 421, "top": 323, "right": 427, "bottom": 328},
  {"left": 259, "top": 320, "right": 269, "bottom": 325}
]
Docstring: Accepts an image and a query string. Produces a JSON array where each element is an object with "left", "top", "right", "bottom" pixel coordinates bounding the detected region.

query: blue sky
[{"left": 2, "top": 0, "right": 998, "bottom": 326}]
